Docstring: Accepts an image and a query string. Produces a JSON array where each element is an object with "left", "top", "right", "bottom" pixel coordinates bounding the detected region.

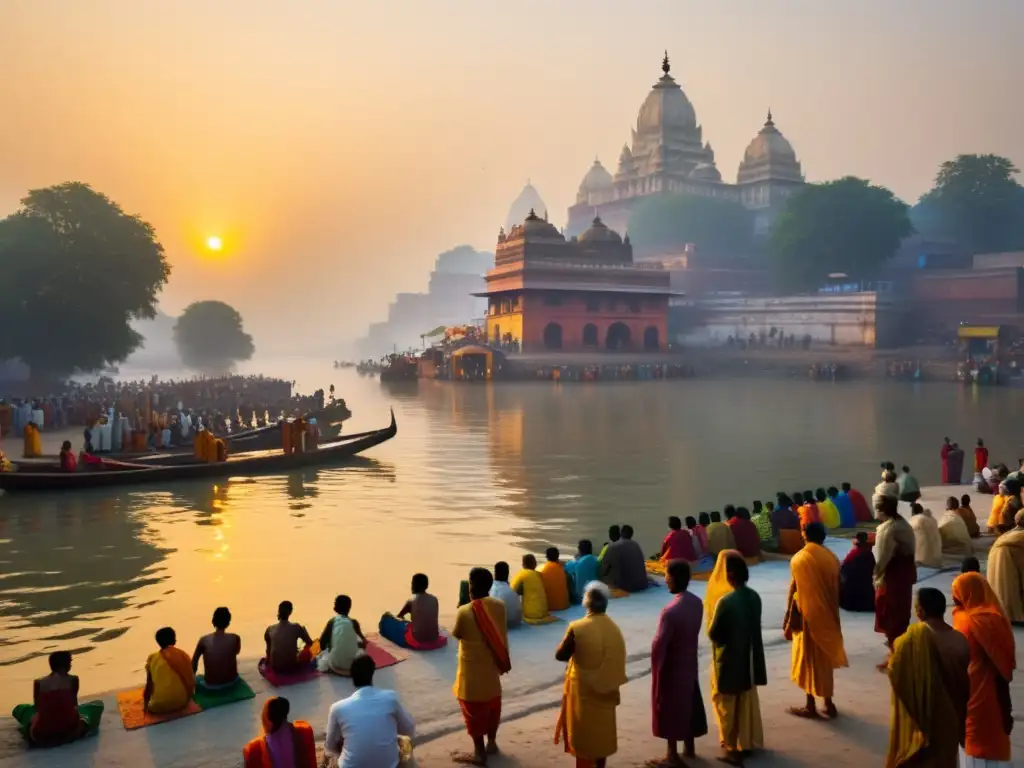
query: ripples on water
[{"left": 1, "top": 365, "right": 1022, "bottom": 704}]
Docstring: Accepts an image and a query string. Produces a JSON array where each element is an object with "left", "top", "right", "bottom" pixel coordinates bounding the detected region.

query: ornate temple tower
[{"left": 737, "top": 109, "right": 805, "bottom": 235}]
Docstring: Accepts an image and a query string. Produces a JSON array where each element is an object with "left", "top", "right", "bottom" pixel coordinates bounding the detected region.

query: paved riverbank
[{"left": 1, "top": 485, "right": 1018, "bottom": 767}]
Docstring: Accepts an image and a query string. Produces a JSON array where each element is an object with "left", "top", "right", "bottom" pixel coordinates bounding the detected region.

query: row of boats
[{"left": 0, "top": 408, "right": 398, "bottom": 494}]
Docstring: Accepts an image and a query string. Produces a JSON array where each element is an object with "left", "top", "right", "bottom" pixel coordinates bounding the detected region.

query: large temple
[{"left": 566, "top": 53, "right": 805, "bottom": 239}]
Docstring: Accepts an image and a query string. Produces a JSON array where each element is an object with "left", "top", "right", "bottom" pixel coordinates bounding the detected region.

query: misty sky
[{"left": 2, "top": 1, "right": 1021, "bottom": 347}]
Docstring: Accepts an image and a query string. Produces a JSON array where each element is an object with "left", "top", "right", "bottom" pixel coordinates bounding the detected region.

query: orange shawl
[
  {"left": 790, "top": 542, "right": 848, "bottom": 668},
  {"left": 243, "top": 700, "right": 317, "bottom": 768},
  {"left": 471, "top": 598, "right": 511, "bottom": 674},
  {"left": 162, "top": 646, "right": 196, "bottom": 696}
]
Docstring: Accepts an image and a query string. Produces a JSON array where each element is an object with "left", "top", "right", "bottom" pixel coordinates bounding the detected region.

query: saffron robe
[
  {"left": 451, "top": 597, "right": 509, "bottom": 704},
  {"left": 539, "top": 561, "right": 571, "bottom": 612},
  {"left": 986, "top": 528, "right": 1024, "bottom": 624},
  {"left": 840, "top": 544, "right": 876, "bottom": 612},
  {"left": 651, "top": 591, "right": 708, "bottom": 742},
  {"left": 555, "top": 613, "right": 627, "bottom": 761},
  {"left": 788, "top": 542, "right": 848, "bottom": 698},
  {"left": 511, "top": 569, "right": 554, "bottom": 624},
  {"left": 145, "top": 647, "right": 196, "bottom": 714},
  {"left": 798, "top": 501, "right": 821, "bottom": 529},
  {"left": 951, "top": 573, "right": 1017, "bottom": 762}
]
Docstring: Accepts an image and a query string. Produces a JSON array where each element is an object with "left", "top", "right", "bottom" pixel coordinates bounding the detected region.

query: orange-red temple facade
[{"left": 476, "top": 211, "right": 673, "bottom": 353}]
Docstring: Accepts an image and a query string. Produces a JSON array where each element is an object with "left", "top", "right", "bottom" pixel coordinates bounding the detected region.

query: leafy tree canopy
[
  {"left": 173, "top": 300, "right": 254, "bottom": 373},
  {"left": 0, "top": 182, "right": 170, "bottom": 378},
  {"left": 625, "top": 193, "right": 754, "bottom": 258},
  {"left": 915, "top": 154, "right": 1024, "bottom": 253},
  {"left": 769, "top": 176, "right": 912, "bottom": 292}
]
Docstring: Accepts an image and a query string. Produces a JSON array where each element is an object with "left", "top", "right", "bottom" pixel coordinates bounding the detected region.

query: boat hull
[{"left": 0, "top": 411, "right": 396, "bottom": 493}]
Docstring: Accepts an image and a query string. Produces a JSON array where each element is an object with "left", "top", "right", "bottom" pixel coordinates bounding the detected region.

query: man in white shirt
[
  {"left": 324, "top": 654, "right": 415, "bottom": 768},
  {"left": 488, "top": 561, "right": 523, "bottom": 628}
]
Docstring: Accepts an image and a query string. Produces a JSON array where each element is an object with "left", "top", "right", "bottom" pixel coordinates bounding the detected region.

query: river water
[{"left": 0, "top": 362, "right": 1020, "bottom": 707}]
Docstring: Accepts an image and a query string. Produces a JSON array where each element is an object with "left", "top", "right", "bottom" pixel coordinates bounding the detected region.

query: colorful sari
[
  {"left": 145, "top": 646, "right": 196, "bottom": 714},
  {"left": 242, "top": 700, "right": 317, "bottom": 768}
]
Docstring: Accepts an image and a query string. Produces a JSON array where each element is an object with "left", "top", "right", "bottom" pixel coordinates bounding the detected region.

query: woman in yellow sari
[{"left": 706, "top": 550, "right": 766, "bottom": 765}]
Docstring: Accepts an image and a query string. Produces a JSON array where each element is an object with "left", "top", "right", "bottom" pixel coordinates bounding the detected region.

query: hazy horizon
[{"left": 3, "top": 0, "right": 1022, "bottom": 351}]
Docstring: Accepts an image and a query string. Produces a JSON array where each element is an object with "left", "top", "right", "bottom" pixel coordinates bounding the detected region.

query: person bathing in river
[
  {"left": 318, "top": 595, "right": 367, "bottom": 674},
  {"left": 265, "top": 601, "right": 315, "bottom": 675},
  {"left": 380, "top": 574, "right": 446, "bottom": 650},
  {"left": 192, "top": 607, "right": 241, "bottom": 690},
  {"left": 13, "top": 651, "right": 104, "bottom": 747},
  {"left": 144, "top": 627, "right": 196, "bottom": 714}
]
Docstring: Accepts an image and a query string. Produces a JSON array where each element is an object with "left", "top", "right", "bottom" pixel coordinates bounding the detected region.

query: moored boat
[{"left": 0, "top": 410, "right": 397, "bottom": 493}]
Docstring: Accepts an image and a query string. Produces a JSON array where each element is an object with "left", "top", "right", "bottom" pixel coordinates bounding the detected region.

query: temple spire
[
  {"left": 662, "top": 50, "right": 670, "bottom": 75},
  {"left": 765, "top": 107, "right": 774, "bottom": 127}
]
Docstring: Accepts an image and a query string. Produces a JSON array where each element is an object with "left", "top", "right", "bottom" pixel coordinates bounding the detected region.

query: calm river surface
[{"left": 1, "top": 363, "right": 1021, "bottom": 706}]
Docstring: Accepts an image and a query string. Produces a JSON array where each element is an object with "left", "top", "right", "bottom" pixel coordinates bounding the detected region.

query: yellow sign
[{"left": 957, "top": 326, "right": 1000, "bottom": 339}]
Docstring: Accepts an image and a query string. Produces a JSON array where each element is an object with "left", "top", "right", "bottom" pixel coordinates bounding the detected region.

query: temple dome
[
  {"left": 742, "top": 110, "right": 797, "bottom": 164},
  {"left": 689, "top": 163, "right": 722, "bottom": 182},
  {"left": 577, "top": 158, "right": 613, "bottom": 202},
  {"left": 505, "top": 181, "right": 547, "bottom": 233},
  {"left": 578, "top": 215, "right": 623, "bottom": 244},
  {"left": 519, "top": 208, "right": 562, "bottom": 239},
  {"left": 636, "top": 52, "right": 696, "bottom": 133}
]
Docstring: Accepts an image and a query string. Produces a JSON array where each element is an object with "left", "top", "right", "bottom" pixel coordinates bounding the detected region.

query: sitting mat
[
  {"left": 192, "top": 677, "right": 256, "bottom": 710},
  {"left": 523, "top": 614, "right": 561, "bottom": 625},
  {"left": 326, "top": 640, "right": 408, "bottom": 676},
  {"left": 258, "top": 659, "right": 321, "bottom": 687},
  {"left": 117, "top": 688, "right": 201, "bottom": 730},
  {"left": 12, "top": 701, "right": 104, "bottom": 740},
  {"left": 609, "top": 588, "right": 630, "bottom": 599}
]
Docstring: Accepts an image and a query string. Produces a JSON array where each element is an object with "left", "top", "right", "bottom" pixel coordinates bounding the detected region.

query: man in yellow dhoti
[
  {"left": 784, "top": 522, "right": 848, "bottom": 720},
  {"left": 554, "top": 581, "right": 627, "bottom": 768},
  {"left": 986, "top": 509, "right": 1024, "bottom": 624},
  {"left": 706, "top": 550, "right": 767, "bottom": 766}
]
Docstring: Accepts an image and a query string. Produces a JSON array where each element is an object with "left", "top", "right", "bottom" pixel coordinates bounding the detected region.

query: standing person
[
  {"left": 554, "top": 582, "right": 627, "bottom": 768},
  {"left": 785, "top": 522, "right": 847, "bottom": 719},
  {"left": 897, "top": 467, "right": 921, "bottom": 503},
  {"left": 540, "top": 548, "right": 571, "bottom": 612},
  {"left": 951, "top": 572, "right": 1017, "bottom": 766},
  {"left": 488, "top": 562, "right": 523, "bottom": 628},
  {"left": 451, "top": 567, "right": 510, "bottom": 766},
  {"left": 706, "top": 551, "right": 766, "bottom": 766},
  {"left": 947, "top": 443, "right": 965, "bottom": 485},
  {"left": 909, "top": 503, "right": 942, "bottom": 568},
  {"left": 192, "top": 607, "right": 242, "bottom": 690},
  {"left": 650, "top": 560, "right": 708, "bottom": 766},
  {"left": 840, "top": 532, "right": 876, "bottom": 612},
  {"left": 885, "top": 588, "right": 969, "bottom": 768},
  {"left": 242, "top": 697, "right": 317, "bottom": 768},
  {"left": 324, "top": 655, "right": 415, "bottom": 768},
  {"left": 941, "top": 437, "right": 952, "bottom": 484},
  {"left": 975, "top": 439, "right": 989, "bottom": 475},
  {"left": 873, "top": 495, "right": 917, "bottom": 670},
  {"left": 986, "top": 509, "right": 1024, "bottom": 624}
]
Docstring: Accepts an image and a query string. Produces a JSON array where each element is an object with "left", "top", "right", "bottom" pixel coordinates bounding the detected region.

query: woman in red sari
[{"left": 243, "top": 697, "right": 317, "bottom": 768}]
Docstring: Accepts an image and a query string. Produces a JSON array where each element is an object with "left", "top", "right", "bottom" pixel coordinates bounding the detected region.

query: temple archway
[
  {"left": 543, "top": 322, "right": 563, "bottom": 350},
  {"left": 606, "top": 322, "right": 631, "bottom": 350},
  {"left": 643, "top": 326, "right": 660, "bottom": 350},
  {"left": 582, "top": 323, "right": 599, "bottom": 347}
]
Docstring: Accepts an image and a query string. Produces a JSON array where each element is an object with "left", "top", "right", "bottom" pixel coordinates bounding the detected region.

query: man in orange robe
[
  {"left": 951, "top": 572, "right": 1017, "bottom": 765},
  {"left": 539, "top": 547, "right": 570, "bottom": 612},
  {"left": 243, "top": 697, "right": 316, "bottom": 768},
  {"left": 784, "top": 522, "right": 848, "bottom": 719}
]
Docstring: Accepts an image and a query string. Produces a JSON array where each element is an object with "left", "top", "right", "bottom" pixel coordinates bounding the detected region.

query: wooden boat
[{"left": 0, "top": 410, "right": 396, "bottom": 493}]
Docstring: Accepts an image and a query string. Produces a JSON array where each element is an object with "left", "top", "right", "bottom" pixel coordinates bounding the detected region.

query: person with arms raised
[
  {"left": 650, "top": 559, "right": 708, "bottom": 767},
  {"left": 555, "top": 581, "right": 627, "bottom": 768},
  {"left": 451, "top": 567, "right": 510, "bottom": 766},
  {"left": 785, "top": 522, "right": 847, "bottom": 720},
  {"left": 324, "top": 655, "right": 415, "bottom": 768}
]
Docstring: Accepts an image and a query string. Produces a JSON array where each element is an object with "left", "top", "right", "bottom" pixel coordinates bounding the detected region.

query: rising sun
[{"left": 206, "top": 235, "right": 223, "bottom": 251}]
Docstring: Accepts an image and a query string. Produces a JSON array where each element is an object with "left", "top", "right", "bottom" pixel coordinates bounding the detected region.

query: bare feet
[
  {"left": 786, "top": 705, "right": 820, "bottom": 719},
  {"left": 451, "top": 751, "right": 487, "bottom": 766}
]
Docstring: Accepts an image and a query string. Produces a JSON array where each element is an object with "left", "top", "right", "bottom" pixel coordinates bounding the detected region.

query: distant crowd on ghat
[{"left": 11, "top": 457, "right": 1024, "bottom": 767}]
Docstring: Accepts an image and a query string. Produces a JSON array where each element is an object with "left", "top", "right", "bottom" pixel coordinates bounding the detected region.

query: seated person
[
  {"left": 192, "top": 606, "right": 241, "bottom": 690},
  {"left": 318, "top": 595, "right": 367, "bottom": 674},
  {"left": 686, "top": 516, "right": 707, "bottom": 558},
  {"left": 512, "top": 554, "right": 555, "bottom": 624},
  {"left": 771, "top": 494, "right": 801, "bottom": 537},
  {"left": 726, "top": 506, "right": 762, "bottom": 559},
  {"left": 694, "top": 513, "right": 711, "bottom": 553},
  {"left": 705, "top": 510, "right": 737, "bottom": 556},
  {"left": 751, "top": 502, "right": 774, "bottom": 543},
  {"left": 265, "top": 601, "right": 315, "bottom": 675},
  {"left": 598, "top": 525, "right": 620, "bottom": 561},
  {"left": 144, "top": 627, "right": 196, "bottom": 714},
  {"left": 489, "top": 561, "right": 523, "bottom": 628},
  {"left": 659, "top": 516, "right": 696, "bottom": 562},
  {"left": 839, "top": 532, "right": 876, "bottom": 612},
  {"left": 243, "top": 697, "right": 317, "bottom": 768},
  {"left": 961, "top": 556, "right": 981, "bottom": 574},
  {"left": 379, "top": 573, "right": 447, "bottom": 650},
  {"left": 826, "top": 486, "right": 851, "bottom": 528},
  {"left": 13, "top": 651, "right": 104, "bottom": 746},
  {"left": 799, "top": 491, "right": 823, "bottom": 528},
  {"left": 910, "top": 503, "right": 942, "bottom": 568},
  {"left": 59, "top": 440, "right": 77, "bottom": 472},
  {"left": 599, "top": 524, "right": 648, "bottom": 592},
  {"left": 539, "top": 547, "right": 571, "bottom": 611},
  {"left": 564, "top": 540, "right": 600, "bottom": 603},
  {"left": 957, "top": 493, "right": 981, "bottom": 538},
  {"left": 842, "top": 482, "right": 873, "bottom": 523},
  {"left": 938, "top": 496, "right": 974, "bottom": 557}
]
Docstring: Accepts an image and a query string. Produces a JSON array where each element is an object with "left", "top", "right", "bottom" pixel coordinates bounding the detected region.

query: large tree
[
  {"left": 626, "top": 192, "right": 754, "bottom": 258},
  {"left": 769, "top": 176, "right": 912, "bottom": 291},
  {"left": 173, "top": 300, "right": 254, "bottom": 373},
  {"left": 0, "top": 182, "right": 170, "bottom": 378},
  {"left": 915, "top": 154, "right": 1023, "bottom": 252}
]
